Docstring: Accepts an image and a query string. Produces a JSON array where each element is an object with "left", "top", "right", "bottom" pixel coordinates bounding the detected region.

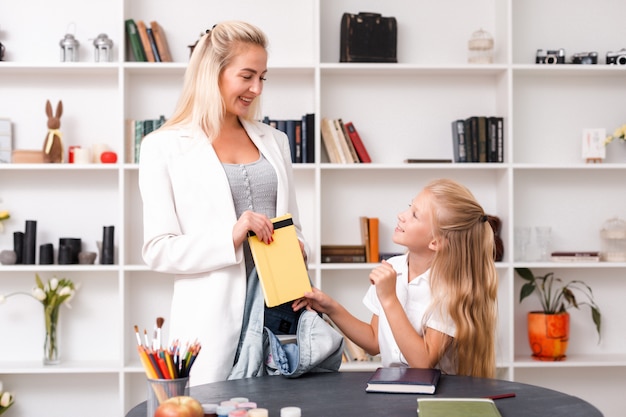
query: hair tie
[
  {"left": 206, "top": 24, "right": 217, "bottom": 34},
  {"left": 481, "top": 215, "right": 488, "bottom": 223}
]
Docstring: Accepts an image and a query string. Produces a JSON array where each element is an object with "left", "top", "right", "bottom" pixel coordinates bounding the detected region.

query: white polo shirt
[{"left": 362, "top": 254, "right": 456, "bottom": 372}]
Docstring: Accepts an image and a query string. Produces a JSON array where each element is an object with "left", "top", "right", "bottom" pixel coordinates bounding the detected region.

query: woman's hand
[{"left": 232, "top": 210, "right": 274, "bottom": 246}]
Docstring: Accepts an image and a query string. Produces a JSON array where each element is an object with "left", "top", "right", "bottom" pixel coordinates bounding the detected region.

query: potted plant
[{"left": 514, "top": 267, "right": 602, "bottom": 361}]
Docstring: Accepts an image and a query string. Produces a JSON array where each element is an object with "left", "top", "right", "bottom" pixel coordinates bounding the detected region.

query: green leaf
[
  {"left": 519, "top": 282, "right": 536, "bottom": 303},
  {"left": 514, "top": 267, "right": 534, "bottom": 282}
]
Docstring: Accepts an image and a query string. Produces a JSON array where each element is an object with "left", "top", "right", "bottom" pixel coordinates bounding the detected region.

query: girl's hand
[
  {"left": 369, "top": 260, "right": 398, "bottom": 303},
  {"left": 293, "top": 287, "right": 336, "bottom": 315}
]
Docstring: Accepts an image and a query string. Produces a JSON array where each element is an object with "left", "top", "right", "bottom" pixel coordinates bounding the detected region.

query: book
[
  {"left": 476, "top": 116, "right": 488, "bottom": 163},
  {"left": 451, "top": 119, "right": 468, "bottom": 163},
  {"left": 417, "top": 398, "right": 502, "bottom": 417},
  {"left": 359, "top": 216, "right": 371, "bottom": 262},
  {"left": 321, "top": 244, "right": 367, "bottom": 263},
  {"left": 146, "top": 27, "right": 162, "bottom": 62},
  {"left": 149, "top": 20, "right": 173, "bottom": 62},
  {"left": 125, "top": 19, "right": 146, "bottom": 62},
  {"left": 337, "top": 118, "right": 360, "bottom": 163},
  {"left": 301, "top": 113, "right": 315, "bottom": 163},
  {"left": 404, "top": 159, "right": 452, "bottom": 163},
  {"left": 366, "top": 367, "right": 441, "bottom": 394},
  {"left": 135, "top": 20, "right": 155, "bottom": 62},
  {"left": 344, "top": 121, "right": 371, "bottom": 163},
  {"left": 464, "top": 117, "right": 479, "bottom": 162},
  {"left": 285, "top": 119, "right": 301, "bottom": 163},
  {"left": 320, "top": 117, "right": 343, "bottom": 163},
  {"left": 321, "top": 254, "right": 367, "bottom": 263},
  {"left": 550, "top": 251, "right": 600, "bottom": 262},
  {"left": 332, "top": 118, "right": 357, "bottom": 163},
  {"left": 368, "top": 217, "right": 380, "bottom": 263},
  {"left": 321, "top": 245, "right": 367, "bottom": 255},
  {"left": 247, "top": 213, "right": 312, "bottom": 308}
]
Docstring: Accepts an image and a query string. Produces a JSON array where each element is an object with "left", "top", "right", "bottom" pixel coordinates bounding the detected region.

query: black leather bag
[{"left": 340, "top": 12, "right": 397, "bottom": 63}]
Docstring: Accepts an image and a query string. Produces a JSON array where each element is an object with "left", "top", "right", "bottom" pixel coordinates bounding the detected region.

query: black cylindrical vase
[
  {"left": 23, "top": 220, "right": 37, "bottom": 264},
  {"left": 101, "top": 225, "right": 115, "bottom": 264},
  {"left": 13, "top": 231, "right": 24, "bottom": 264},
  {"left": 40, "top": 243, "right": 54, "bottom": 265},
  {"left": 58, "top": 238, "right": 82, "bottom": 264}
]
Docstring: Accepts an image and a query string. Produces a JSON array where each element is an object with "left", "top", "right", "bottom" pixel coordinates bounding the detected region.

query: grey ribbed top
[{"left": 222, "top": 154, "right": 278, "bottom": 275}]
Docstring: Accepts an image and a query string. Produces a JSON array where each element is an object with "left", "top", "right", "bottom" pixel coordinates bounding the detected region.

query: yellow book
[
  {"left": 417, "top": 398, "right": 502, "bottom": 417},
  {"left": 248, "top": 213, "right": 311, "bottom": 307}
]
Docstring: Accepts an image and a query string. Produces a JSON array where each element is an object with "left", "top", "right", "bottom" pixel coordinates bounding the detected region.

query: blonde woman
[
  {"left": 295, "top": 178, "right": 498, "bottom": 377},
  {"left": 139, "top": 21, "right": 307, "bottom": 385}
]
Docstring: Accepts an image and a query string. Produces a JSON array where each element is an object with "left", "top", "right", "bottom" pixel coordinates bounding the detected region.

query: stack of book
[
  {"left": 550, "top": 251, "right": 600, "bottom": 262},
  {"left": 125, "top": 116, "right": 166, "bottom": 163},
  {"left": 320, "top": 118, "right": 371, "bottom": 164},
  {"left": 262, "top": 113, "right": 315, "bottom": 163},
  {"left": 321, "top": 245, "right": 367, "bottom": 263},
  {"left": 125, "top": 19, "right": 173, "bottom": 62},
  {"left": 451, "top": 116, "right": 504, "bottom": 163}
]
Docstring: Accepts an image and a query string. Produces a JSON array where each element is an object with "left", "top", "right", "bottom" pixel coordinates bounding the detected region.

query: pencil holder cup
[{"left": 147, "top": 377, "right": 189, "bottom": 417}]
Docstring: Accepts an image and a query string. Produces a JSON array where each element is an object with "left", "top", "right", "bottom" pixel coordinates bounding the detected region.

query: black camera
[
  {"left": 536, "top": 48, "right": 566, "bottom": 64},
  {"left": 606, "top": 48, "right": 626, "bottom": 65},
  {"left": 571, "top": 51, "right": 598, "bottom": 64}
]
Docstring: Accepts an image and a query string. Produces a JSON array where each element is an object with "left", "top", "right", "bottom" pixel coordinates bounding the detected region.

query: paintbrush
[
  {"left": 133, "top": 325, "right": 143, "bottom": 347},
  {"left": 156, "top": 317, "right": 165, "bottom": 350}
]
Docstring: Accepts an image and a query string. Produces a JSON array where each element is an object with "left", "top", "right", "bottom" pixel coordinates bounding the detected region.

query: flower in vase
[
  {"left": 0, "top": 381, "right": 14, "bottom": 415},
  {"left": 0, "top": 210, "right": 9, "bottom": 233},
  {"left": 604, "top": 124, "right": 626, "bottom": 145},
  {"left": 0, "top": 274, "right": 78, "bottom": 364}
]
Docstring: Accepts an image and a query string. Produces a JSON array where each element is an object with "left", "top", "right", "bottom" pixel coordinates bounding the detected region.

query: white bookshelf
[{"left": 1, "top": 1, "right": 625, "bottom": 416}]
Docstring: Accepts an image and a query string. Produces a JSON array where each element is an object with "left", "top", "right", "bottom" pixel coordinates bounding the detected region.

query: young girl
[{"left": 295, "top": 178, "right": 498, "bottom": 377}]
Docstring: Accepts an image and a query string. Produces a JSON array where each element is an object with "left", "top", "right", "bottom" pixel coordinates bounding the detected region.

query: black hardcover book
[
  {"left": 464, "top": 117, "right": 479, "bottom": 162},
  {"left": 366, "top": 367, "right": 441, "bottom": 394},
  {"left": 476, "top": 116, "right": 488, "bottom": 163}
]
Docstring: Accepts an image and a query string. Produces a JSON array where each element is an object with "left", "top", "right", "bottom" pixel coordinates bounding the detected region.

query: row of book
[
  {"left": 262, "top": 114, "right": 315, "bottom": 163},
  {"left": 451, "top": 116, "right": 504, "bottom": 163},
  {"left": 125, "top": 116, "right": 166, "bottom": 163},
  {"left": 321, "top": 216, "right": 380, "bottom": 263},
  {"left": 321, "top": 118, "right": 372, "bottom": 164},
  {"left": 125, "top": 19, "right": 173, "bottom": 62}
]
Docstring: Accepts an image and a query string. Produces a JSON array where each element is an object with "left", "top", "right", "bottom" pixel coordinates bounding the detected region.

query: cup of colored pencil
[{"left": 133, "top": 319, "right": 202, "bottom": 416}]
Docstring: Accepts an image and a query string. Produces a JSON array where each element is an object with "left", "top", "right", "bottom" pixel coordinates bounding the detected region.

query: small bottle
[
  {"left": 247, "top": 409, "right": 269, "bottom": 417},
  {"left": 202, "top": 403, "right": 218, "bottom": 417},
  {"left": 216, "top": 404, "right": 236, "bottom": 417},
  {"left": 280, "top": 407, "right": 301, "bottom": 417},
  {"left": 228, "top": 409, "right": 248, "bottom": 417},
  {"left": 229, "top": 397, "right": 250, "bottom": 404}
]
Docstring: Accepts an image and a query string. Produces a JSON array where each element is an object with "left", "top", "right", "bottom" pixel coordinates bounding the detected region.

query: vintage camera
[
  {"left": 571, "top": 51, "right": 598, "bottom": 64},
  {"left": 606, "top": 48, "right": 626, "bottom": 65},
  {"left": 536, "top": 48, "right": 566, "bottom": 64}
]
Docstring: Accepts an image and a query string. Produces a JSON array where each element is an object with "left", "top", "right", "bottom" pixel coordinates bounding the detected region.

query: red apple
[{"left": 154, "top": 395, "right": 204, "bottom": 417}]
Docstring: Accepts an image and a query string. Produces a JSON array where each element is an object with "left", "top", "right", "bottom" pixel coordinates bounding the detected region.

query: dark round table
[{"left": 126, "top": 371, "right": 602, "bottom": 417}]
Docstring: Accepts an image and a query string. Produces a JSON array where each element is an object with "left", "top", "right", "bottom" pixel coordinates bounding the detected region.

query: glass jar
[{"left": 600, "top": 217, "right": 626, "bottom": 261}]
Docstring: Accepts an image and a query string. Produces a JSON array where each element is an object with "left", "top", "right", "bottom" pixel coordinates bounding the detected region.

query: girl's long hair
[
  {"left": 425, "top": 178, "right": 498, "bottom": 377},
  {"left": 161, "top": 21, "right": 267, "bottom": 141}
]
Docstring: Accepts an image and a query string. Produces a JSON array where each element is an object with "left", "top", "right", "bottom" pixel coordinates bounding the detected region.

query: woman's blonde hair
[
  {"left": 424, "top": 178, "right": 498, "bottom": 378},
  {"left": 162, "top": 20, "right": 268, "bottom": 141}
]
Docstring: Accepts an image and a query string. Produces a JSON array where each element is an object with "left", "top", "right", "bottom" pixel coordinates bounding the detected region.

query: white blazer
[{"left": 138, "top": 118, "right": 307, "bottom": 385}]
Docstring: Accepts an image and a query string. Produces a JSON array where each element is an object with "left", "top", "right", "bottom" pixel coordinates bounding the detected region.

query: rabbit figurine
[{"left": 43, "top": 100, "right": 64, "bottom": 163}]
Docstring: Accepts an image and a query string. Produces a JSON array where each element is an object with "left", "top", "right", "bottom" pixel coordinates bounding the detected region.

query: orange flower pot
[{"left": 527, "top": 311, "right": 570, "bottom": 361}]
